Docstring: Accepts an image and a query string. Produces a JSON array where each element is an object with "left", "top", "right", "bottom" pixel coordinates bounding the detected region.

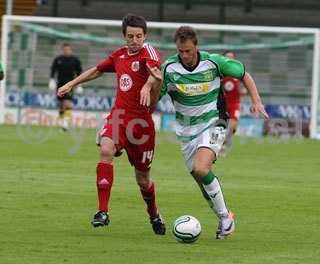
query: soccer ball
[{"left": 172, "top": 215, "right": 201, "bottom": 243}]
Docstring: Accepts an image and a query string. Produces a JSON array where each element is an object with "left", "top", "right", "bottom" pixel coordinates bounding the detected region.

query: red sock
[
  {"left": 96, "top": 162, "right": 113, "bottom": 212},
  {"left": 140, "top": 181, "right": 158, "bottom": 219}
]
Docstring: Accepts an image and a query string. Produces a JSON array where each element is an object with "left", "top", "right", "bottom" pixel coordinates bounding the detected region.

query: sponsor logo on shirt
[
  {"left": 176, "top": 83, "right": 209, "bottom": 95},
  {"left": 119, "top": 74, "right": 133, "bottom": 92},
  {"left": 131, "top": 61, "right": 140, "bottom": 72}
]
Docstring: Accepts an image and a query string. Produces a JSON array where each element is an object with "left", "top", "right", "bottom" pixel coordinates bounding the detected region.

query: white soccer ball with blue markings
[{"left": 172, "top": 215, "right": 201, "bottom": 243}]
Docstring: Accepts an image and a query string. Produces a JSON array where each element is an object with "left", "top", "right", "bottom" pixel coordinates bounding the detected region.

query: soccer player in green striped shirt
[{"left": 159, "top": 26, "right": 269, "bottom": 239}]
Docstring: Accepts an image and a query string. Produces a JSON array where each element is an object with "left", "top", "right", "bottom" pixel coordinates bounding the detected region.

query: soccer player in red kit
[
  {"left": 57, "top": 14, "right": 166, "bottom": 235},
  {"left": 222, "top": 51, "right": 247, "bottom": 153}
]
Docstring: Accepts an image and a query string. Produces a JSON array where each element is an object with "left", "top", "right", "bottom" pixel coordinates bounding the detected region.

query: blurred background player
[
  {"left": 159, "top": 26, "right": 269, "bottom": 239},
  {"left": 221, "top": 51, "right": 247, "bottom": 154},
  {"left": 57, "top": 14, "right": 166, "bottom": 235},
  {"left": 49, "top": 43, "right": 82, "bottom": 131},
  {"left": 0, "top": 62, "right": 4, "bottom": 81}
]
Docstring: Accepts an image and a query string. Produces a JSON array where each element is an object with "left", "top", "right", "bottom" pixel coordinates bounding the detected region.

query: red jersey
[
  {"left": 222, "top": 76, "right": 241, "bottom": 106},
  {"left": 96, "top": 43, "right": 161, "bottom": 117}
]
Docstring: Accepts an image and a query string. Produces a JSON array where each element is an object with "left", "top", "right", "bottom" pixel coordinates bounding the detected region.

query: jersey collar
[{"left": 178, "top": 51, "right": 200, "bottom": 72}]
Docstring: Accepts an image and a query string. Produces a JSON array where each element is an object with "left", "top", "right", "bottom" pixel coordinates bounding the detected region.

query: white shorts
[{"left": 181, "top": 126, "right": 226, "bottom": 172}]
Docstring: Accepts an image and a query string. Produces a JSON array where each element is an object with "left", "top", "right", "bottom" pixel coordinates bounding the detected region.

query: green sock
[
  {"left": 201, "top": 171, "right": 228, "bottom": 217},
  {"left": 201, "top": 170, "right": 215, "bottom": 185}
]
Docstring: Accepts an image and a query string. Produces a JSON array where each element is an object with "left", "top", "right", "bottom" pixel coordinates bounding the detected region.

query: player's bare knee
[
  {"left": 99, "top": 138, "right": 116, "bottom": 162},
  {"left": 135, "top": 170, "right": 151, "bottom": 190},
  {"left": 192, "top": 164, "right": 210, "bottom": 179},
  {"left": 138, "top": 180, "right": 151, "bottom": 191},
  {"left": 99, "top": 147, "right": 113, "bottom": 162}
]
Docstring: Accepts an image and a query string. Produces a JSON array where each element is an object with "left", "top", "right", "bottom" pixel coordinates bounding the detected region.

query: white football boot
[{"left": 216, "top": 211, "right": 235, "bottom": 239}]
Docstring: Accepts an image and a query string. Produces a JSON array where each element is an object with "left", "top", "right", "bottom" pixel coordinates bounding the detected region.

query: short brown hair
[
  {"left": 122, "top": 13, "right": 147, "bottom": 36},
  {"left": 62, "top": 43, "right": 71, "bottom": 48},
  {"left": 174, "top": 26, "right": 198, "bottom": 45}
]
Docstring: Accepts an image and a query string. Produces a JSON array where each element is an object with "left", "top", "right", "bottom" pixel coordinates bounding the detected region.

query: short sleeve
[
  {"left": 143, "top": 44, "right": 161, "bottom": 69},
  {"left": 96, "top": 54, "right": 115, "bottom": 72},
  {"left": 210, "top": 54, "right": 245, "bottom": 80}
]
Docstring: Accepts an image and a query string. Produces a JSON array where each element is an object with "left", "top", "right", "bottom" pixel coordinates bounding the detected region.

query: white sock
[
  {"left": 202, "top": 177, "right": 228, "bottom": 218},
  {"left": 61, "top": 118, "right": 69, "bottom": 129}
]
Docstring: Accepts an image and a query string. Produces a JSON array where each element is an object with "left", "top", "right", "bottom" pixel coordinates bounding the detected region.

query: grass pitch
[{"left": 0, "top": 124, "right": 319, "bottom": 264}]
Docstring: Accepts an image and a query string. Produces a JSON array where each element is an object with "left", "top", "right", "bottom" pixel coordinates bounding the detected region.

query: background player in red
[
  {"left": 57, "top": 14, "right": 165, "bottom": 235},
  {"left": 222, "top": 51, "right": 247, "bottom": 153}
]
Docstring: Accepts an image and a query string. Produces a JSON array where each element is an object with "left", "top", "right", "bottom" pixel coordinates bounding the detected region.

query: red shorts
[
  {"left": 227, "top": 103, "right": 240, "bottom": 121},
  {"left": 96, "top": 110, "right": 155, "bottom": 171}
]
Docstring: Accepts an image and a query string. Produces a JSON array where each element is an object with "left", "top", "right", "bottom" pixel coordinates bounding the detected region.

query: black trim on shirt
[
  {"left": 178, "top": 51, "right": 201, "bottom": 72},
  {"left": 240, "top": 65, "right": 246, "bottom": 80},
  {"left": 207, "top": 58, "right": 229, "bottom": 124}
]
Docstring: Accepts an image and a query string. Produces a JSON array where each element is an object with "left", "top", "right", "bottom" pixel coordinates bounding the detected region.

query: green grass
[{"left": 0, "top": 124, "right": 319, "bottom": 264}]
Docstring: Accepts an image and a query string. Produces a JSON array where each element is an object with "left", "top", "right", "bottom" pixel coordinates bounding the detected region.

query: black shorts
[
  {"left": 56, "top": 92, "right": 73, "bottom": 102},
  {"left": 56, "top": 82, "right": 73, "bottom": 101}
]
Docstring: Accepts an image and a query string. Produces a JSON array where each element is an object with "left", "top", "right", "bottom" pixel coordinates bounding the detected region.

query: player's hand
[
  {"left": 146, "top": 64, "right": 162, "bottom": 82},
  {"left": 140, "top": 85, "right": 151, "bottom": 106},
  {"left": 48, "top": 78, "right": 57, "bottom": 91},
  {"left": 57, "top": 83, "right": 73, "bottom": 97},
  {"left": 250, "top": 103, "right": 269, "bottom": 120}
]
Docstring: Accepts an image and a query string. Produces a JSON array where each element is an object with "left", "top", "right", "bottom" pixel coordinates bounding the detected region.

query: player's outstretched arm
[
  {"left": 57, "top": 67, "right": 102, "bottom": 97},
  {"left": 242, "top": 72, "right": 269, "bottom": 120}
]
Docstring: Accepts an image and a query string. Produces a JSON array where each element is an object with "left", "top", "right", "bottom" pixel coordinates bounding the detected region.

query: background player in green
[{"left": 158, "top": 26, "right": 269, "bottom": 239}]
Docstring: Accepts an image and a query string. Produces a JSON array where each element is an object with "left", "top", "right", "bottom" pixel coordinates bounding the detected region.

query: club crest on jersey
[
  {"left": 173, "top": 73, "right": 180, "bottom": 81},
  {"left": 203, "top": 70, "right": 214, "bottom": 81},
  {"left": 131, "top": 61, "right": 140, "bottom": 72},
  {"left": 119, "top": 74, "right": 133, "bottom": 92}
]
